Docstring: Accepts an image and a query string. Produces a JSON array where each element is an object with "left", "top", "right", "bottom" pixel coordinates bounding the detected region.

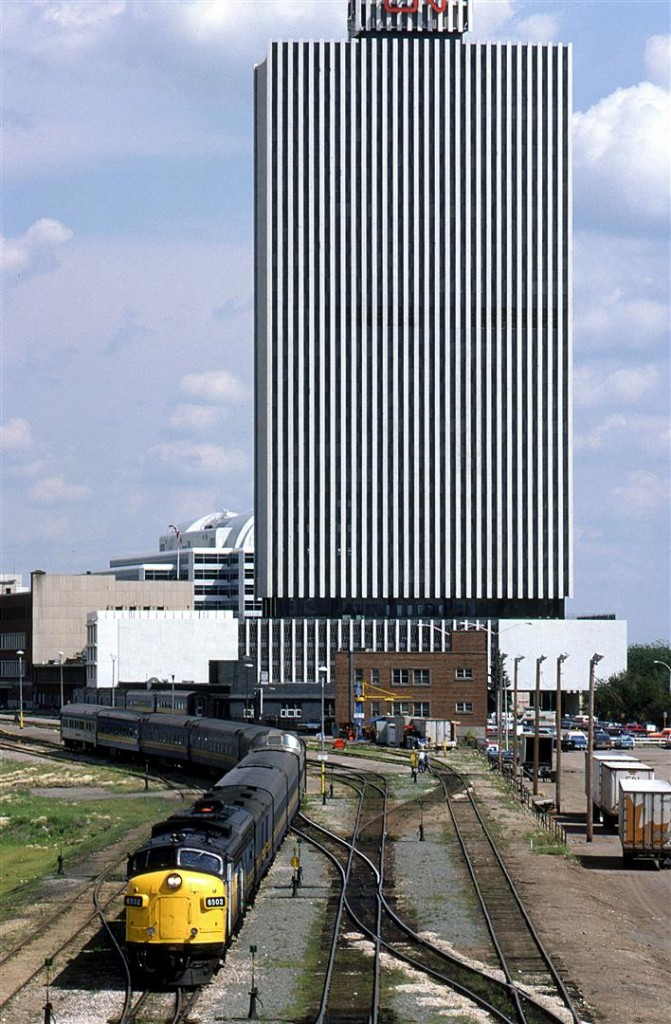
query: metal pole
[
  {"left": 318, "top": 666, "right": 327, "bottom": 757},
  {"left": 496, "top": 654, "right": 503, "bottom": 772},
  {"left": 169, "top": 524, "right": 180, "bottom": 582},
  {"left": 171, "top": 673, "right": 175, "bottom": 711},
  {"left": 586, "top": 653, "right": 604, "bottom": 843},
  {"left": 533, "top": 655, "right": 546, "bottom": 796},
  {"left": 58, "top": 652, "right": 65, "bottom": 710},
  {"left": 110, "top": 654, "right": 116, "bottom": 707},
  {"left": 652, "top": 660, "right": 671, "bottom": 694},
  {"left": 244, "top": 661, "right": 254, "bottom": 720},
  {"left": 555, "top": 653, "right": 568, "bottom": 813},
  {"left": 17, "top": 650, "right": 24, "bottom": 729},
  {"left": 513, "top": 656, "right": 524, "bottom": 783}
]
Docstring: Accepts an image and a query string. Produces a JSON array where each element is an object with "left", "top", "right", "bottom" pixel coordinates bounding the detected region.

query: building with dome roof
[{"left": 108, "top": 510, "right": 261, "bottom": 618}]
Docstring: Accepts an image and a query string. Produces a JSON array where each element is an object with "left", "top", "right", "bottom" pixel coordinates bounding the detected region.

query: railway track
[
  {"left": 435, "top": 762, "right": 583, "bottom": 1023},
  {"left": 0, "top": 865, "right": 127, "bottom": 1019},
  {"left": 297, "top": 759, "right": 587, "bottom": 1024}
]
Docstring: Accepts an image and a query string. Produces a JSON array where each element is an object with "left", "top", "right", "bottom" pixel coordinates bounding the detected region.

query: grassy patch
[
  {"left": 527, "top": 830, "right": 573, "bottom": 857},
  {"left": 0, "top": 792, "right": 178, "bottom": 913}
]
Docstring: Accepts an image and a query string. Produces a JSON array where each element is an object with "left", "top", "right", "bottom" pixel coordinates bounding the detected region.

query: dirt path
[{"left": 466, "top": 747, "right": 671, "bottom": 1024}]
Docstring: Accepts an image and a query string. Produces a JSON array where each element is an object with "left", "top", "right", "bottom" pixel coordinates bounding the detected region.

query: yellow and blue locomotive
[{"left": 123, "top": 728, "right": 305, "bottom": 986}]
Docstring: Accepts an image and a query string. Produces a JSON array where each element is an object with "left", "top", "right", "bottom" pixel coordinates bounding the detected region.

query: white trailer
[
  {"left": 595, "top": 759, "right": 654, "bottom": 829},
  {"left": 619, "top": 778, "right": 671, "bottom": 865},
  {"left": 586, "top": 752, "right": 638, "bottom": 821},
  {"left": 419, "top": 719, "right": 456, "bottom": 750}
]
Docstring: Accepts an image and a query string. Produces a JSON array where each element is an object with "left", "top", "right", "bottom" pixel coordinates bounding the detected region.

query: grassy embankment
[{"left": 0, "top": 758, "right": 180, "bottom": 919}]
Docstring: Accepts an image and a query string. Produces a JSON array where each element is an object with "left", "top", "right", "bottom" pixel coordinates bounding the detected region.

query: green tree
[{"left": 594, "top": 642, "right": 671, "bottom": 727}]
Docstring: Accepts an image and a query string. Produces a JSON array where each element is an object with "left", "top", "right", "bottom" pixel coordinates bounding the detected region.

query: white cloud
[
  {"left": 170, "top": 404, "right": 228, "bottom": 433},
  {"left": 149, "top": 440, "right": 249, "bottom": 477},
  {"left": 0, "top": 418, "right": 33, "bottom": 453},
  {"left": 645, "top": 34, "right": 671, "bottom": 88},
  {"left": 574, "top": 81, "right": 671, "bottom": 227},
  {"left": 513, "top": 13, "right": 561, "bottom": 42},
  {"left": 610, "top": 469, "right": 669, "bottom": 518},
  {"left": 28, "top": 475, "right": 91, "bottom": 506},
  {"left": 1, "top": 219, "right": 73, "bottom": 277},
  {"left": 573, "top": 230, "right": 669, "bottom": 352},
  {"left": 180, "top": 370, "right": 250, "bottom": 404},
  {"left": 574, "top": 364, "right": 660, "bottom": 408},
  {"left": 575, "top": 413, "right": 670, "bottom": 456}
]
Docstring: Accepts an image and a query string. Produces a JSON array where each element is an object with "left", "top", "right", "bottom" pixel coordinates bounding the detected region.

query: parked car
[
  {"left": 561, "top": 730, "right": 587, "bottom": 751},
  {"left": 593, "top": 730, "right": 612, "bottom": 749},
  {"left": 612, "top": 733, "right": 635, "bottom": 750}
]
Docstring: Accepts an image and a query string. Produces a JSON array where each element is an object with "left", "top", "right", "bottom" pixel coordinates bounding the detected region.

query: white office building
[
  {"left": 255, "top": 0, "right": 572, "bottom": 621},
  {"left": 108, "top": 511, "right": 261, "bottom": 618}
]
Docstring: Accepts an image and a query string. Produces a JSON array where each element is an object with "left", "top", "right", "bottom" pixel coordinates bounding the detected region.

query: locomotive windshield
[
  {"left": 128, "top": 846, "right": 223, "bottom": 877},
  {"left": 178, "top": 848, "right": 223, "bottom": 875}
]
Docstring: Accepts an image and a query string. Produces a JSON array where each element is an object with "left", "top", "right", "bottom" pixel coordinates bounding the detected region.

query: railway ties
[
  {"left": 436, "top": 763, "right": 583, "bottom": 1024},
  {"left": 296, "top": 765, "right": 387, "bottom": 1023}
]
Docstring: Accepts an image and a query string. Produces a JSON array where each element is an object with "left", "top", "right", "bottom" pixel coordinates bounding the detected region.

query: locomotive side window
[
  {"left": 178, "top": 849, "right": 223, "bottom": 875},
  {"left": 129, "top": 847, "right": 176, "bottom": 873}
]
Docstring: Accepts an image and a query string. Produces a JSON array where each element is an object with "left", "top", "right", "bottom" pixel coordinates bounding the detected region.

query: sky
[{"left": 1, "top": 0, "right": 669, "bottom": 645}]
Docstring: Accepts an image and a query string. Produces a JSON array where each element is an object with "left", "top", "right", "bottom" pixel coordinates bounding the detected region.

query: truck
[
  {"left": 417, "top": 718, "right": 456, "bottom": 750},
  {"left": 619, "top": 778, "right": 671, "bottom": 866},
  {"left": 586, "top": 752, "right": 640, "bottom": 823},
  {"left": 593, "top": 759, "right": 654, "bottom": 829},
  {"left": 518, "top": 733, "right": 554, "bottom": 776}
]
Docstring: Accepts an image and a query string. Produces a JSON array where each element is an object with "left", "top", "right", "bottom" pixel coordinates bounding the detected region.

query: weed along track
[
  {"left": 294, "top": 757, "right": 585, "bottom": 1024},
  {"left": 4, "top": 736, "right": 662, "bottom": 1023}
]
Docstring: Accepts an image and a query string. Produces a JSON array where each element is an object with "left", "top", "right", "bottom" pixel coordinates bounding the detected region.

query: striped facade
[{"left": 254, "top": 5, "right": 572, "bottom": 620}]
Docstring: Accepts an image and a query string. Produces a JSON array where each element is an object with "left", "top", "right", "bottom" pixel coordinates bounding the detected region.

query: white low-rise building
[{"left": 86, "top": 609, "right": 239, "bottom": 689}]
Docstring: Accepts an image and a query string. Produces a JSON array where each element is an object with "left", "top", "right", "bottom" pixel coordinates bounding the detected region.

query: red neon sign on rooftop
[{"left": 384, "top": 0, "right": 451, "bottom": 13}]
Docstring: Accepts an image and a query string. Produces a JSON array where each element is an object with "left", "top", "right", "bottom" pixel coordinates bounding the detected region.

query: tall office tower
[{"left": 255, "top": 0, "right": 572, "bottom": 620}]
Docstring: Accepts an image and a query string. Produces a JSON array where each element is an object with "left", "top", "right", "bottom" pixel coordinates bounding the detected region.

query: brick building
[{"left": 333, "top": 630, "right": 488, "bottom": 740}]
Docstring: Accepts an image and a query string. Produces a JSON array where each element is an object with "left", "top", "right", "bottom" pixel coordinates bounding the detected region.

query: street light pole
[
  {"left": 513, "top": 655, "right": 524, "bottom": 782},
  {"left": 318, "top": 665, "right": 328, "bottom": 803},
  {"left": 58, "top": 651, "right": 65, "bottom": 711},
  {"left": 110, "top": 654, "right": 116, "bottom": 707},
  {"left": 586, "top": 652, "right": 604, "bottom": 843},
  {"left": 555, "top": 653, "right": 568, "bottom": 813},
  {"left": 318, "top": 666, "right": 328, "bottom": 757},
  {"left": 169, "top": 524, "right": 181, "bottom": 582},
  {"left": 243, "top": 661, "right": 254, "bottom": 720},
  {"left": 652, "top": 660, "right": 671, "bottom": 693},
  {"left": 16, "top": 650, "right": 24, "bottom": 729},
  {"left": 533, "top": 654, "right": 547, "bottom": 796}
]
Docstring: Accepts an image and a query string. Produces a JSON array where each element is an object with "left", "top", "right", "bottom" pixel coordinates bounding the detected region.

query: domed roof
[{"left": 171, "top": 510, "right": 255, "bottom": 551}]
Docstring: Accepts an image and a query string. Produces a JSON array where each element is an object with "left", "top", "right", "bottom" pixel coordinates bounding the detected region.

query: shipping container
[
  {"left": 417, "top": 719, "right": 455, "bottom": 749},
  {"left": 595, "top": 759, "right": 654, "bottom": 828},
  {"left": 518, "top": 733, "right": 554, "bottom": 774},
  {"left": 619, "top": 778, "right": 671, "bottom": 865}
]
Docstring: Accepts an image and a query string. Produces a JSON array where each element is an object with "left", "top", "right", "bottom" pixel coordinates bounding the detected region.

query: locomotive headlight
[{"left": 166, "top": 873, "right": 183, "bottom": 890}]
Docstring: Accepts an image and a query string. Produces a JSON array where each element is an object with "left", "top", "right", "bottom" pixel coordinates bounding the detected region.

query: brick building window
[
  {"left": 391, "top": 668, "right": 410, "bottom": 686},
  {"left": 456, "top": 701, "right": 474, "bottom": 713},
  {"left": 391, "top": 701, "right": 410, "bottom": 715},
  {"left": 413, "top": 668, "right": 430, "bottom": 686},
  {"left": 412, "top": 702, "right": 430, "bottom": 717},
  {"left": 455, "top": 667, "right": 473, "bottom": 679}
]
